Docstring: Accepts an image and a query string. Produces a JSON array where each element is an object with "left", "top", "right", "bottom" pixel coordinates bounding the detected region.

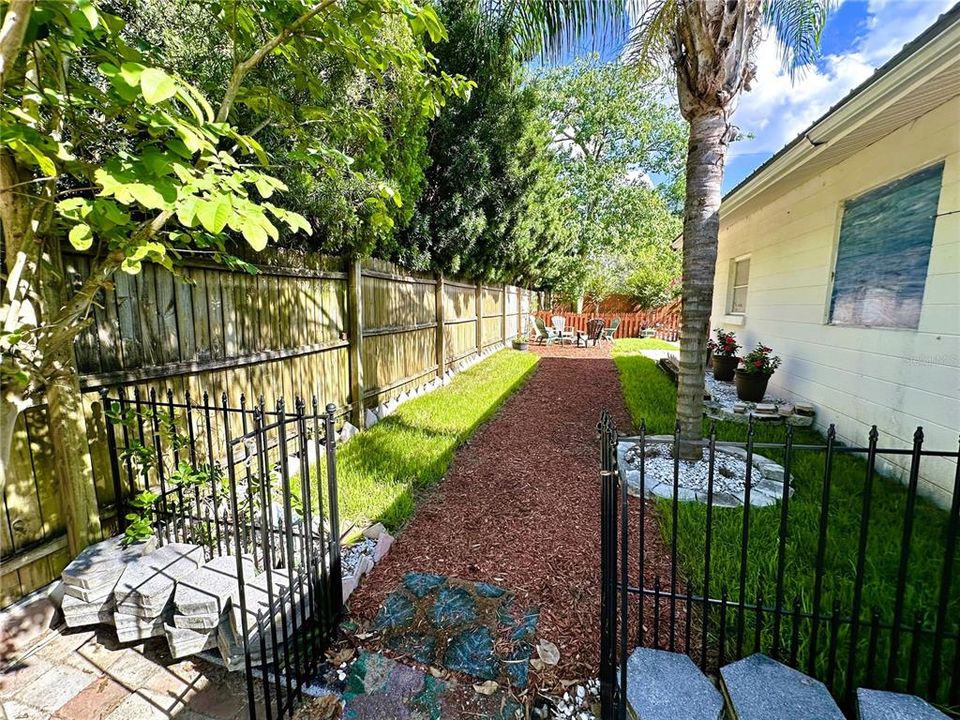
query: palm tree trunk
[{"left": 676, "top": 109, "right": 728, "bottom": 459}]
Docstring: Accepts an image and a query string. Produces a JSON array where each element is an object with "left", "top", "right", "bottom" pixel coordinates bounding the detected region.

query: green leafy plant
[
  {"left": 738, "top": 343, "right": 781, "bottom": 376},
  {"left": 122, "top": 490, "right": 160, "bottom": 546},
  {"left": 707, "top": 328, "right": 740, "bottom": 357}
]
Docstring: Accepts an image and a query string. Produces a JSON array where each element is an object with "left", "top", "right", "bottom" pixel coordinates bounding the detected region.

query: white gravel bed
[{"left": 627, "top": 443, "right": 749, "bottom": 495}]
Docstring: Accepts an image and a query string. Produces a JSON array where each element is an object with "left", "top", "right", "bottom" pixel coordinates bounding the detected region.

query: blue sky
[{"left": 546, "top": 0, "right": 956, "bottom": 193}]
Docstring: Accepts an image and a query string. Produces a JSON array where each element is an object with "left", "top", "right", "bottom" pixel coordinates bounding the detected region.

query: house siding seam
[{"left": 712, "top": 96, "right": 960, "bottom": 506}]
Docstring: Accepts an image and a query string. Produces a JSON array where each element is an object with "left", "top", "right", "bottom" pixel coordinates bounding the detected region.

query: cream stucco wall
[{"left": 713, "top": 96, "right": 960, "bottom": 505}]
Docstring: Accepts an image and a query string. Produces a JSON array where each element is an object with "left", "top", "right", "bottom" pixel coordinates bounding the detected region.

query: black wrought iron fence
[
  {"left": 100, "top": 387, "right": 343, "bottom": 720},
  {"left": 599, "top": 411, "right": 960, "bottom": 719}
]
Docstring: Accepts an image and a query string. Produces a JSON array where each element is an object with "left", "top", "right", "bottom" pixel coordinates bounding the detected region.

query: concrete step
[
  {"left": 623, "top": 648, "right": 724, "bottom": 720},
  {"left": 720, "top": 654, "right": 845, "bottom": 720},
  {"left": 857, "top": 688, "right": 949, "bottom": 719}
]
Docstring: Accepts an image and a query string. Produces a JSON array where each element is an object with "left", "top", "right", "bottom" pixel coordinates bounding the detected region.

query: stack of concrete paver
[
  {"left": 60, "top": 536, "right": 156, "bottom": 628},
  {"left": 219, "top": 567, "right": 305, "bottom": 671},
  {"left": 112, "top": 542, "right": 204, "bottom": 643},
  {"left": 165, "top": 554, "right": 255, "bottom": 659}
]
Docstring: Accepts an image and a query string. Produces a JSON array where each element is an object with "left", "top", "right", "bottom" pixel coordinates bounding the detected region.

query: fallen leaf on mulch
[
  {"left": 328, "top": 648, "right": 355, "bottom": 666},
  {"left": 293, "top": 694, "right": 342, "bottom": 720},
  {"left": 473, "top": 680, "right": 499, "bottom": 695},
  {"left": 537, "top": 640, "right": 560, "bottom": 666}
]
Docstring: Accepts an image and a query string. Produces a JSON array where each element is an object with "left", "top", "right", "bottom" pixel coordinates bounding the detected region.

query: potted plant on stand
[
  {"left": 708, "top": 329, "right": 740, "bottom": 381},
  {"left": 735, "top": 343, "right": 781, "bottom": 402}
]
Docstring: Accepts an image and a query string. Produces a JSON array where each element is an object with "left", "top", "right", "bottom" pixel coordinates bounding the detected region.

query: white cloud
[{"left": 729, "top": 0, "right": 954, "bottom": 160}]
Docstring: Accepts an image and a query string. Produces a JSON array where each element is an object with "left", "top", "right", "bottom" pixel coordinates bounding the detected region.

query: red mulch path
[{"left": 348, "top": 342, "right": 679, "bottom": 681}]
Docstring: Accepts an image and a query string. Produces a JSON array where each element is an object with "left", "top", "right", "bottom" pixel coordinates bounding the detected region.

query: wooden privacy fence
[
  {"left": 536, "top": 298, "right": 681, "bottom": 342},
  {"left": 3, "top": 251, "right": 533, "bottom": 607}
]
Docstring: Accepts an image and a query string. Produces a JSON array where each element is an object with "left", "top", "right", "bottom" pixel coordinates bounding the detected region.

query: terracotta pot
[
  {"left": 712, "top": 355, "right": 739, "bottom": 381},
  {"left": 735, "top": 370, "right": 770, "bottom": 402}
]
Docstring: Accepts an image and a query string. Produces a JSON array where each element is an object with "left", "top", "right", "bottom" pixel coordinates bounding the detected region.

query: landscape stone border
[{"left": 617, "top": 436, "right": 793, "bottom": 508}]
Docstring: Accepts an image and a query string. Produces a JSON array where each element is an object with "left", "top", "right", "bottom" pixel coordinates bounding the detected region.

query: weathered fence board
[{"left": 4, "top": 249, "right": 533, "bottom": 606}]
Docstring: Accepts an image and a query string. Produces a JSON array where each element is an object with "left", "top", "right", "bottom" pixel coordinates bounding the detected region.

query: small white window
[{"left": 729, "top": 257, "right": 750, "bottom": 314}]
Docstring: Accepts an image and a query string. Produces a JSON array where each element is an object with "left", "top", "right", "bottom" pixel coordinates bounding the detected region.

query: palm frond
[
  {"left": 763, "top": 0, "right": 835, "bottom": 78},
  {"left": 476, "top": 0, "right": 630, "bottom": 61},
  {"left": 623, "top": 0, "right": 680, "bottom": 69}
]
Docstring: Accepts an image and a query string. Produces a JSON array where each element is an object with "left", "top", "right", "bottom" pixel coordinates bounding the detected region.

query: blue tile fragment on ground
[{"left": 365, "top": 572, "right": 539, "bottom": 690}]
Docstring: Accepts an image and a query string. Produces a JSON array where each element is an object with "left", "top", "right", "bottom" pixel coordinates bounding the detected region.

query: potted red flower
[
  {"left": 735, "top": 343, "right": 782, "bottom": 402},
  {"left": 708, "top": 328, "right": 740, "bottom": 381}
]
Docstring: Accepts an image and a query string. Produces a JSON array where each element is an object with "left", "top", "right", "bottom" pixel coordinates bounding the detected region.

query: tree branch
[
  {"left": 0, "top": 0, "right": 34, "bottom": 96},
  {"left": 215, "top": 0, "right": 338, "bottom": 123}
]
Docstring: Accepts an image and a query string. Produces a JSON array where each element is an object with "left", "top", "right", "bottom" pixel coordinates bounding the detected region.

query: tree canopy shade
[{"left": 535, "top": 55, "right": 685, "bottom": 308}]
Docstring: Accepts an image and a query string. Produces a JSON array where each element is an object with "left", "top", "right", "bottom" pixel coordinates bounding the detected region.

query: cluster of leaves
[
  {"left": 117, "top": 0, "right": 475, "bottom": 258},
  {"left": 397, "top": 0, "right": 574, "bottom": 285}
]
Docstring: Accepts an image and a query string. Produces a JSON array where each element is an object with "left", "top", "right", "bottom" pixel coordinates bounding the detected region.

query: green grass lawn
[
  {"left": 300, "top": 349, "right": 538, "bottom": 533},
  {"left": 611, "top": 342, "right": 958, "bottom": 708},
  {"left": 612, "top": 337, "right": 680, "bottom": 353}
]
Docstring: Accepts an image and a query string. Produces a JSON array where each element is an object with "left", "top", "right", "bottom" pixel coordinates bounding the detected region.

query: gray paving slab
[
  {"left": 229, "top": 567, "right": 307, "bottom": 641},
  {"left": 163, "top": 622, "right": 218, "bottom": 659},
  {"left": 624, "top": 648, "right": 724, "bottom": 720},
  {"left": 720, "top": 654, "right": 844, "bottom": 720},
  {"left": 217, "top": 615, "right": 263, "bottom": 672},
  {"left": 114, "top": 610, "right": 166, "bottom": 643},
  {"left": 172, "top": 612, "right": 220, "bottom": 630},
  {"left": 174, "top": 554, "right": 255, "bottom": 616},
  {"left": 857, "top": 688, "right": 949, "bottom": 720},
  {"left": 61, "top": 593, "right": 116, "bottom": 628},
  {"left": 114, "top": 543, "right": 204, "bottom": 618},
  {"left": 61, "top": 536, "right": 155, "bottom": 589}
]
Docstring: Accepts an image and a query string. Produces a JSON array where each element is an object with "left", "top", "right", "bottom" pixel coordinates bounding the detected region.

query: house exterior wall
[{"left": 713, "top": 96, "right": 960, "bottom": 505}]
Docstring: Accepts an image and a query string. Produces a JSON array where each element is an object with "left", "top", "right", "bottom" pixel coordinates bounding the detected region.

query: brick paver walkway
[{"left": 1, "top": 599, "right": 257, "bottom": 720}]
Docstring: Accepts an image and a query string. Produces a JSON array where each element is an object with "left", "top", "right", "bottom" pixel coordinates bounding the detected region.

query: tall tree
[
  {"left": 537, "top": 55, "right": 685, "bottom": 308},
  {"left": 629, "top": 0, "right": 832, "bottom": 457}
]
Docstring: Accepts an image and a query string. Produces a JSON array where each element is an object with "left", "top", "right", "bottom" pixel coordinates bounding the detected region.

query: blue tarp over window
[{"left": 829, "top": 162, "right": 944, "bottom": 329}]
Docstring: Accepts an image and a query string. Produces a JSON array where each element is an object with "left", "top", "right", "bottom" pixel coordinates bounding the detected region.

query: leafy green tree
[
  {"left": 398, "top": 0, "right": 574, "bottom": 285},
  {"left": 629, "top": 0, "right": 832, "bottom": 457},
  {"left": 537, "top": 55, "right": 685, "bottom": 306},
  {"left": 0, "top": 0, "right": 467, "bottom": 551}
]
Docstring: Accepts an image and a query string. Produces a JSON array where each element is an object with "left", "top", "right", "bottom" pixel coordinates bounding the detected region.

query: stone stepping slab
[
  {"left": 174, "top": 553, "right": 255, "bottom": 616},
  {"left": 114, "top": 542, "right": 204, "bottom": 619},
  {"left": 229, "top": 567, "right": 308, "bottom": 648},
  {"left": 720, "top": 654, "right": 844, "bottom": 720},
  {"left": 857, "top": 688, "right": 949, "bottom": 719},
  {"left": 164, "top": 621, "right": 218, "bottom": 659},
  {"left": 61, "top": 592, "right": 116, "bottom": 629},
  {"left": 61, "top": 536, "right": 155, "bottom": 591},
  {"left": 624, "top": 648, "right": 724, "bottom": 720},
  {"left": 114, "top": 610, "right": 167, "bottom": 643}
]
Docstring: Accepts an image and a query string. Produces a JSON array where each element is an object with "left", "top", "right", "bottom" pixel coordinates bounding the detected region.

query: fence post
[
  {"left": 475, "top": 282, "right": 482, "bottom": 355},
  {"left": 347, "top": 257, "right": 365, "bottom": 429},
  {"left": 435, "top": 274, "right": 446, "bottom": 378},
  {"left": 501, "top": 285, "right": 507, "bottom": 345}
]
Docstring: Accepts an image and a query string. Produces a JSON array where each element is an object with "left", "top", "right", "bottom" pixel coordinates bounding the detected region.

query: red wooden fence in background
[{"left": 534, "top": 298, "right": 681, "bottom": 342}]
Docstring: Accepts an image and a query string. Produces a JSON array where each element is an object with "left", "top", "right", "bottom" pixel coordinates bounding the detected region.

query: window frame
[
  {"left": 727, "top": 254, "right": 751, "bottom": 316},
  {"left": 825, "top": 161, "right": 944, "bottom": 330}
]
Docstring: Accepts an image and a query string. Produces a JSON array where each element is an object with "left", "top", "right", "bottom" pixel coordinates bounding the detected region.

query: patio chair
[
  {"left": 551, "top": 315, "right": 575, "bottom": 344},
  {"left": 532, "top": 316, "right": 559, "bottom": 345},
  {"left": 577, "top": 318, "right": 605, "bottom": 347},
  {"left": 602, "top": 318, "right": 621, "bottom": 343}
]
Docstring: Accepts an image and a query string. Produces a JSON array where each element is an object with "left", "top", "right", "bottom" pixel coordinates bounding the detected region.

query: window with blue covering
[{"left": 829, "top": 162, "right": 944, "bottom": 329}]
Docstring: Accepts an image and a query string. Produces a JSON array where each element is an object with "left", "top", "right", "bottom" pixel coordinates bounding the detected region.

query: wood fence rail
[{"left": 3, "top": 251, "right": 535, "bottom": 606}]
